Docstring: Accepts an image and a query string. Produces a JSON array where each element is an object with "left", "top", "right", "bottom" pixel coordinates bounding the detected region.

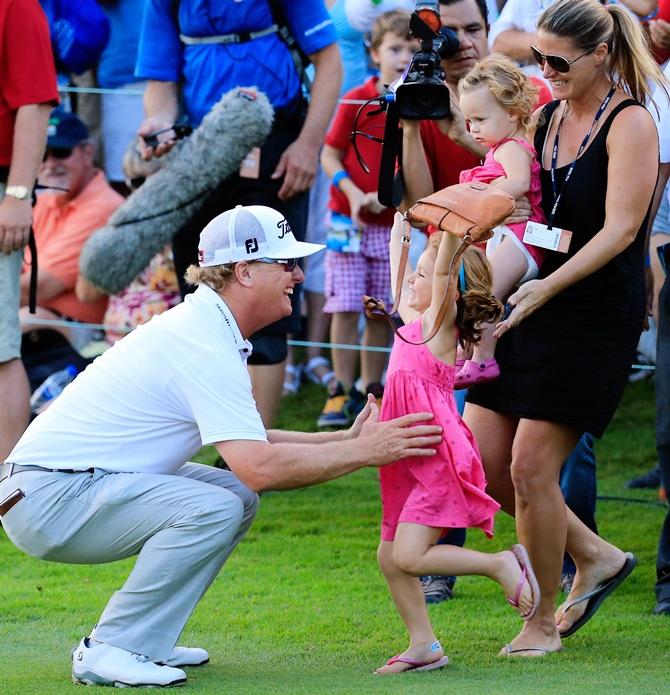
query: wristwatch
[{"left": 4, "top": 185, "right": 30, "bottom": 201}]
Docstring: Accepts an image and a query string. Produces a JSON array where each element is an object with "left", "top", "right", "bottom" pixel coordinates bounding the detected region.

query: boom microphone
[{"left": 79, "top": 87, "right": 274, "bottom": 294}]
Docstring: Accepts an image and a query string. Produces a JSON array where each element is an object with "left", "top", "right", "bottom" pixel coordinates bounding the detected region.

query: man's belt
[
  {"left": 180, "top": 24, "right": 278, "bottom": 45},
  {"left": 0, "top": 462, "right": 95, "bottom": 484},
  {"left": 0, "top": 489, "right": 24, "bottom": 517}
]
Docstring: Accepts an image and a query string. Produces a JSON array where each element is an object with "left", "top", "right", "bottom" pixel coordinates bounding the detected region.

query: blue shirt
[
  {"left": 97, "top": 0, "right": 147, "bottom": 88},
  {"left": 136, "top": 0, "right": 337, "bottom": 125}
]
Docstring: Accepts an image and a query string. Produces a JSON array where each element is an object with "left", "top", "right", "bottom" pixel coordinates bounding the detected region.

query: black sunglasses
[
  {"left": 253, "top": 257, "right": 300, "bottom": 272},
  {"left": 43, "top": 145, "right": 77, "bottom": 161},
  {"left": 530, "top": 45, "right": 592, "bottom": 73}
]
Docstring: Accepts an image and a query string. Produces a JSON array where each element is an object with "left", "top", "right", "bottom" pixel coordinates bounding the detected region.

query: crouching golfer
[{"left": 0, "top": 205, "right": 442, "bottom": 688}]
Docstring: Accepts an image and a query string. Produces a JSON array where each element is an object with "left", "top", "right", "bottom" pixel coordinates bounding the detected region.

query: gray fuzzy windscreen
[{"left": 79, "top": 87, "right": 274, "bottom": 294}]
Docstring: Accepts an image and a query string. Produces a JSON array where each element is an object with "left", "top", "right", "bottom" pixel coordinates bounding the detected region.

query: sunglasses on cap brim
[
  {"left": 253, "top": 258, "right": 300, "bottom": 271},
  {"left": 530, "top": 45, "right": 592, "bottom": 73}
]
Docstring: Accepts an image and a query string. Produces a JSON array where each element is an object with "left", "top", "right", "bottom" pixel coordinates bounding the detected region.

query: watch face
[{"left": 5, "top": 185, "right": 29, "bottom": 200}]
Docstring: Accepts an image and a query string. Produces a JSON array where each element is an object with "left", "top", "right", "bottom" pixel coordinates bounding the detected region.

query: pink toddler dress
[
  {"left": 459, "top": 138, "right": 546, "bottom": 269},
  {"left": 379, "top": 318, "right": 500, "bottom": 541}
]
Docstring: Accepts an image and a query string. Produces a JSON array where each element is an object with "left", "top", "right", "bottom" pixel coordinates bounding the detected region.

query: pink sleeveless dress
[
  {"left": 459, "top": 138, "right": 546, "bottom": 267},
  {"left": 379, "top": 318, "right": 500, "bottom": 541}
]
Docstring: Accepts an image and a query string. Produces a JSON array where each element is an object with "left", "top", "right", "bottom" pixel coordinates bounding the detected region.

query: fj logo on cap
[
  {"left": 277, "top": 219, "right": 291, "bottom": 239},
  {"left": 245, "top": 238, "right": 259, "bottom": 254}
]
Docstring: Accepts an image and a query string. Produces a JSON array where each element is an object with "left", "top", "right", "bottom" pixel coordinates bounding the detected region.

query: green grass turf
[{"left": 1, "top": 378, "right": 668, "bottom": 694}]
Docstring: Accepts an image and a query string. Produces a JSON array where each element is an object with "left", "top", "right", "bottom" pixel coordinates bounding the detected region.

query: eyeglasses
[
  {"left": 252, "top": 258, "right": 300, "bottom": 272},
  {"left": 530, "top": 45, "right": 592, "bottom": 73},
  {"left": 43, "top": 146, "right": 76, "bottom": 161}
]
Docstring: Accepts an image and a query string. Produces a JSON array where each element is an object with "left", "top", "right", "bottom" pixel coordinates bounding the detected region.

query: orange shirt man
[{"left": 21, "top": 110, "right": 122, "bottom": 326}]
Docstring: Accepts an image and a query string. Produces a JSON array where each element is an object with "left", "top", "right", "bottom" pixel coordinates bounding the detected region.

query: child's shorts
[
  {"left": 324, "top": 223, "right": 392, "bottom": 314},
  {"left": 486, "top": 223, "right": 544, "bottom": 285}
]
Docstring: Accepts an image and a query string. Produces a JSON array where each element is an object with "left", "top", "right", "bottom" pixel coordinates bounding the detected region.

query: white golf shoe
[
  {"left": 160, "top": 647, "right": 210, "bottom": 668},
  {"left": 71, "top": 637, "right": 187, "bottom": 687}
]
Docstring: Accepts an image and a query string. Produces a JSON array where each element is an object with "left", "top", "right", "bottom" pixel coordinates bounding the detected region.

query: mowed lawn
[{"left": 0, "top": 378, "right": 668, "bottom": 694}]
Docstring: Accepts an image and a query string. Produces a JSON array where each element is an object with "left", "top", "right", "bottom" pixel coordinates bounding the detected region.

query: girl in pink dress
[
  {"left": 375, "top": 213, "right": 540, "bottom": 674},
  {"left": 455, "top": 55, "right": 547, "bottom": 388}
]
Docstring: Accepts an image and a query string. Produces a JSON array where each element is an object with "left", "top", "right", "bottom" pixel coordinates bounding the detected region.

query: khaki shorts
[{"left": 0, "top": 181, "right": 23, "bottom": 363}]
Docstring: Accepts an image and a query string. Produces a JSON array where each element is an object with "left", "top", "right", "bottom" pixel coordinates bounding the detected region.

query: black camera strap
[{"left": 377, "top": 102, "right": 405, "bottom": 208}]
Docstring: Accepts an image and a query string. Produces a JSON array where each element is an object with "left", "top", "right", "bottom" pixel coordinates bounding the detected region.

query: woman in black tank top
[{"left": 464, "top": 0, "right": 668, "bottom": 656}]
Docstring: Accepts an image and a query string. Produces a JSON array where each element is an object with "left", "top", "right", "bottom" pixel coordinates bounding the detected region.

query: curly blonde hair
[
  {"left": 184, "top": 263, "right": 236, "bottom": 291},
  {"left": 458, "top": 54, "right": 539, "bottom": 133},
  {"left": 426, "top": 234, "right": 502, "bottom": 346}
]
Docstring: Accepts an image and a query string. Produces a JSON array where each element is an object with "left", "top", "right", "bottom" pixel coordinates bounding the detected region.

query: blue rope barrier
[{"left": 21, "top": 316, "right": 656, "bottom": 366}]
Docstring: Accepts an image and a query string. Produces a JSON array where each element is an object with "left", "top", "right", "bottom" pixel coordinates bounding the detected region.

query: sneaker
[
  {"left": 364, "top": 381, "right": 384, "bottom": 410},
  {"left": 71, "top": 637, "right": 187, "bottom": 687},
  {"left": 625, "top": 466, "right": 661, "bottom": 489},
  {"left": 159, "top": 646, "right": 210, "bottom": 668},
  {"left": 420, "top": 575, "right": 456, "bottom": 604},
  {"left": 343, "top": 385, "right": 368, "bottom": 422},
  {"left": 317, "top": 382, "right": 349, "bottom": 428}
]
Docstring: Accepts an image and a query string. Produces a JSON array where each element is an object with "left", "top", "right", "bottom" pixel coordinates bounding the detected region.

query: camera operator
[
  {"left": 400, "top": 0, "right": 492, "bottom": 207},
  {"left": 134, "top": 1, "right": 343, "bottom": 428},
  {"left": 400, "top": 0, "right": 554, "bottom": 210}
]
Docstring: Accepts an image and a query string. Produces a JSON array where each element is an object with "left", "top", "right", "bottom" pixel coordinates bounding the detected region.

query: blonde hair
[
  {"left": 458, "top": 54, "right": 539, "bottom": 132},
  {"left": 538, "top": 0, "right": 669, "bottom": 106},
  {"left": 426, "top": 234, "right": 502, "bottom": 345},
  {"left": 370, "top": 9, "right": 411, "bottom": 51},
  {"left": 184, "top": 263, "right": 236, "bottom": 291}
]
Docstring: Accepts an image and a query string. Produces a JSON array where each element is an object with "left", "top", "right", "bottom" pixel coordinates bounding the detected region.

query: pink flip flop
[
  {"left": 506, "top": 544, "right": 541, "bottom": 621},
  {"left": 375, "top": 654, "right": 449, "bottom": 674}
]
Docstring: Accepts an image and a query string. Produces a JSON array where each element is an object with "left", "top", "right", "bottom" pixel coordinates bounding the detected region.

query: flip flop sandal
[
  {"left": 375, "top": 654, "right": 449, "bottom": 674},
  {"left": 558, "top": 552, "right": 637, "bottom": 638},
  {"left": 501, "top": 644, "right": 562, "bottom": 657},
  {"left": 506, "top": 544, "right": 541, "bottom": 621}
]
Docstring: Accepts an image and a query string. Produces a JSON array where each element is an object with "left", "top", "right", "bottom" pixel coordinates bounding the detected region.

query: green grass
[{"left": 1, "top": 379, "right": 668, "bottom": 694}]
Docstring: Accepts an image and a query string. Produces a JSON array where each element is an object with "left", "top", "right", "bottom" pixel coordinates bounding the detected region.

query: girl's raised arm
[
  {"left": 389, "top": 212, "right": 418, "bottom": 324},
  {"left": 424, "top": 227, "right": 461, "bottom": 354}
]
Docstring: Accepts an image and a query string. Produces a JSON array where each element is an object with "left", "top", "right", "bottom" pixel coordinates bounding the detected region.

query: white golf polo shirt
[{"left": 8, "top": 285, "right": 267, "bottom": 474}]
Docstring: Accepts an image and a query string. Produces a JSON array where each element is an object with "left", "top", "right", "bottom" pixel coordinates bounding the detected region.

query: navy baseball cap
[{"left": 46, "top": 109, "right": 89, "bottom": 148}]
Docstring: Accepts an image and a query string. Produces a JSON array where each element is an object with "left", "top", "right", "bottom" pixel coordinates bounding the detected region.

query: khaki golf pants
[{"left": 0, "top": 462, "right": 258, "bottom": 661}]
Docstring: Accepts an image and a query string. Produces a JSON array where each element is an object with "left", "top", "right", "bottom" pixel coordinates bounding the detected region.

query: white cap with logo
[{"left": 198, "top": 205, "right": 325, "bottom": 267}]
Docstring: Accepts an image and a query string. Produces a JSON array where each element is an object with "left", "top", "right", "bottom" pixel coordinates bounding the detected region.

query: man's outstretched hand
[{"left": 347, "top": 394, "right": 442, "bottom": 465}]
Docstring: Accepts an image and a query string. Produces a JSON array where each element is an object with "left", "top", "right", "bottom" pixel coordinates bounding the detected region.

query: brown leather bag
[
  {"left": 406, "top": 181, "right": 515, "bottom": 242},
  {"left": 364, "top": 183, "right": 515, "bottom": 345}
]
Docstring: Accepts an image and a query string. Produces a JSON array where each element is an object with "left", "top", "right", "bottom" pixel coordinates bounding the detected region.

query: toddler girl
[
  {"left": 374, "top": 214, "right": 540, "bottom": 674},
  {"left": 455, "top": 55, "right": 547, "bottom": 388}
]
